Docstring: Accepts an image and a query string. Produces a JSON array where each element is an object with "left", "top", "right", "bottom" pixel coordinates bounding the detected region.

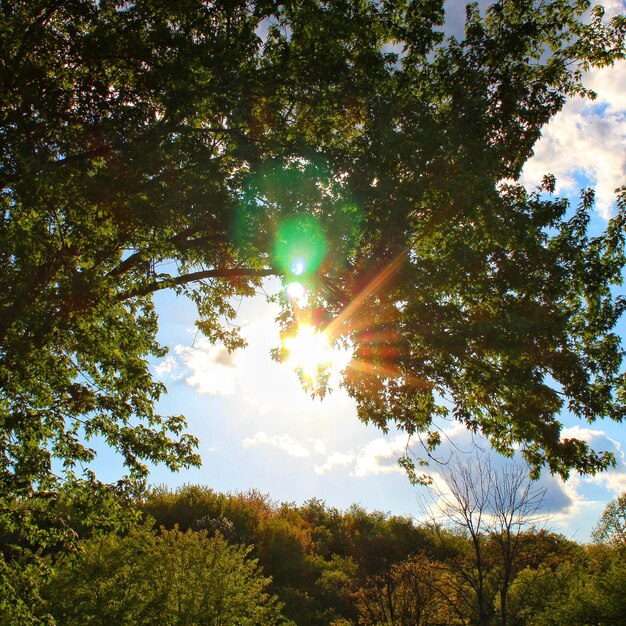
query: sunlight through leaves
[{"left": 283, "top": 325, "right": 332, "bottom": 382}]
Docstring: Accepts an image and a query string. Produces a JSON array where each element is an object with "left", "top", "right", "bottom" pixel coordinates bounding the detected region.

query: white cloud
[
  {"left": 237, "top": 420, "right": 625, "bottom": 541},
  {"left": 601, "top": 0, "right": 626, "bottom": 18},
  {"left": 153, "top": 355, "right": 177, "bottom": 378},
  {"left": 537, "top": 473, "right": 576, "bottom": 515},
  {"left": 314, "top": 452, "right": 356, "bottom": 475},
  {"left": 153, "top": 338, "right": 240, "bottom": 395},
  {"left": 585, "top": 63, "right": 626, "bottom": 114},
  {"left": 562, "top": 425, "right": 626, "bottom": 496},
  {"left": 310, "top": 439, "right": 328, "bottom": 456},
  {"left": 240, "top": 430, "right": 412, "bottom": 477},
  {"left": 173, "top": 339, "right": 238, "bottom": 395},
  {"left": 522, "top": 60, "right": 626, "bottom": 219},
  {"left": 242, "top": 431, "right": 311, "bottom": 458},
  {"left": 410, "top": 422, "right": 626, "bottom": 539},
  {"left": 352, "top": 435, "right": 409, "bottom": 477},
  {"left": 593, "top": 471, "right": 626, "bottom": 494},
  {"left": 408, "top": 424, "right": 582, "bottom": 519}
]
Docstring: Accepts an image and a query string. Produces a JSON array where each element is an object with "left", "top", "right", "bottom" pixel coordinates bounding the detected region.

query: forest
[
  {"left": 8, "top": 480, "right": 626, "bottom": 625},
  {"left": 2, "top": 0, "right": 626, "bottom": 623}
]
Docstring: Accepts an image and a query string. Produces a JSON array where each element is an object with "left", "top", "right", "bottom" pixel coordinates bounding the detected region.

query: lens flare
[
  {"left": 291, "top": 259, "right": 306, "bottom": 276},
  {"left": 286, "top": 281, "right": 308, "bottom": 306},
  {"left": 274, "top": 215, "right": 327, "bottom": 278}
]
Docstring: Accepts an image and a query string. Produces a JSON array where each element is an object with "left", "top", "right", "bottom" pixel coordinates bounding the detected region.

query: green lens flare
[{"left": 274, "top": 215, "right": 327, "bottom": 278}]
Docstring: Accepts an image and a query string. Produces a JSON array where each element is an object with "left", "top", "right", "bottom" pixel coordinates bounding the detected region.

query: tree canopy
[
  {"left": 39, "top": 483, "right": 598, "bottom": 626},
  {"left": 1, "top": 0, "right": 626, "bottom": 520},
  {"left": 592, "top": 492, "right": 626, "bottom": 544},
  {"left": 43, "top": 526, "right": 291, "bottom": 625}
]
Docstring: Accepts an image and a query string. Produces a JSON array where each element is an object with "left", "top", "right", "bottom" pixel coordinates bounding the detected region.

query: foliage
[
  {"left": 1, "top": 0, "right": 626, "bottom": 617},
  {"left": 141, "top": 485, "right": 438, "bottom": 624},
  {"left": 139, "top": 483, "right": 591, "bottom": 626},
  {"left": 3, "top": 481, "right": 610, "bottom": 626},
  {"left": 315, "top": 553, "right": 360, "bottom": 621},
  {"left": 43, "top": 525, "right": 291, "bottom": 625},
  {"left": 0, "top": 475, "right": 141, "bottom": 624},
  {"left": 325, "top": 2, "right": 626, "bottom": 481},
  {"left": 510, "top": 543, "right": 626, "bottom": 625},
  {"left": 355, "top": 553, "right": 451, "bottom": 626},
  {"left": 0, "top": 553, "right": 53, "bottom": 626},
  {"left": 591, "top": 491, "right": 626, "bottom": 545},
  {"left": 1, "top": 0, "right": 625, "bottom": 503}
]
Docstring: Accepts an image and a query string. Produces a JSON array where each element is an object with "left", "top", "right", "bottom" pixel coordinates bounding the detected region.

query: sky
[{"left": 95, "top": 0, "right": 626, "bottom": 542}]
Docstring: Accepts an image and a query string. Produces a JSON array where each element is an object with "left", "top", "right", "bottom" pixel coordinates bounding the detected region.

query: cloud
[
  {"left": 242, "top": 431, "right": 311, "bottom": 458},
  {"left": 522, "top": 61, "right": 626, "bottom": 219},
  {"left": 154, "top": 355, "right": 177, "bottom": 378},
  {"left": 601, "top": 0, "right": 626, "bottom": 18},
  {"left": 410, "top": 422, "right": 626, "bottom": 539},
  {"left": 240, "top": 430, "right": 413, "bottom": 478},
  {"left": 562, "top": 425, "right": 626, "bottom": 495},
  {"left": 153, "top": 338, "right": 239, "bottom": 395},
  {"left": 536, "top": 473, "right": 576, "bottom": 515},
  {"left": 352, "top": 436, "right": 409, "bottom": 477},
  {"left": 314, "top": 451, "right": 356, "bottom": 475},
  {"left": 311, "top": 439, "right": 328, "bottom": 455},
  {"left": 585, "top": 61, "right": 626, "bottom": 114},
  {"left": 405, "top": 424, "right": 581, "bottom": 519},
  {"left": 238, "top": 421, "right": 624, "bottom": 540},
  {"left": 412, "top": 446, "right": 575, "bottom": 531}
]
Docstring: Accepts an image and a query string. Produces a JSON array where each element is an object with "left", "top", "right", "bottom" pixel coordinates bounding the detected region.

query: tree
[
  {"left": 355, "top": 553, "right": 452, "bottom": 626},
  {"left": 43, "top": 526, "right": 292, "bottom": 625},
  {"left": 487, "top": 461, "right": 548, "bottom": 625},
  {"left": 140, "top": 486, "right": 450, "bottom": 624},
  {"left": 0, "top": 474, "right": 141, "bottom": 624},
  {"left": 511, "top": 543, "right": 626, "bottom": 625},
  {"left": 591, "top": 491, "right": 626, "bottom": 545},
  {"left": 2, "top": 0, "right": 626, "bottom": 588},
  {"left": 420, "top": 455, "right": 547, "bottom": 626}
]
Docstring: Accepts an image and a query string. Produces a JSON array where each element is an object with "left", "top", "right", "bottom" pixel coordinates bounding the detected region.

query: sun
[{"left": 283, "top": 325, "right": 333, "bottom": 381}]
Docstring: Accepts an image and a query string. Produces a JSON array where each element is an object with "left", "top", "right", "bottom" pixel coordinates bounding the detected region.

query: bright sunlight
[{"left": 283, "top": 325, "right": 333, "bottom": 380}]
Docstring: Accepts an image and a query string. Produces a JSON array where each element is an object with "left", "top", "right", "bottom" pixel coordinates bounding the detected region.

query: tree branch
[
  {"left": 107, "top": 230, "right": 227, "bottom": 279},
  {"left": 118, "top": 267, "right": 277, "bottom": 301},
  {"left": 0, "top": 146, "right": 113, "bottom": 190}
]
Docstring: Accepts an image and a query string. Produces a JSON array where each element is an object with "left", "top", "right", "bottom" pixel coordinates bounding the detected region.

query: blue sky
[{"left": 92, "top": 0, "right": 626, "bottom": 542}]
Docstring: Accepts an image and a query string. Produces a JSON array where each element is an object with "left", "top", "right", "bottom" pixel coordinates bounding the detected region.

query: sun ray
[
  {"left": 280, "top": 246, "right": 417, "bottom": 392},
  {"left": 324, "top": 248, "right": 408, "bottom": 340},
  {"left": 345, "top": 357, "right": 434, "bottom": 390}
]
